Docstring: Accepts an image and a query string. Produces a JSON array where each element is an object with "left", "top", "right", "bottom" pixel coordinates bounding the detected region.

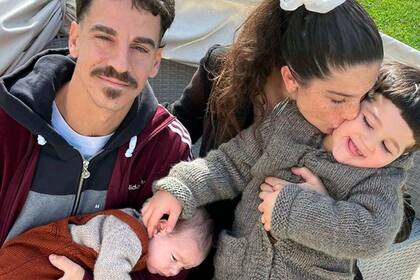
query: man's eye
[
  {"left": 171, "top": 254, "right": 177, "bottom": 262},
  {"left": 95, "top": 35, "right": 111, "bottom": 41},
  {"left": 133, "top": 46, "right": 149, "bottom": 53},
  {"left": 363, "top": 115, "right": 373, "bottom": 129}
]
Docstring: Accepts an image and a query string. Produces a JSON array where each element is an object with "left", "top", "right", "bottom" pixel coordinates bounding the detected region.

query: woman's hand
[
  {"left": 291, "top": 167, "right": 328, "bottom": 194},
  {"left": 141, "top": 190, "right": 182, "bottom": 238},
  {"left": 49, "top": 255, "right": 85, "bottom": 280}
]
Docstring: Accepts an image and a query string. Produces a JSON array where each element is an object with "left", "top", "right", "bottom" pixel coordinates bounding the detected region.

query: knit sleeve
[
  {"left": 153, "top": 123, "right": 263, "bottom": 218},
  {"left": 94, "top": 216, "right": 143, "bottom": 280},
  {"left": 70, "top": 215, "right": 143, "bottom": 280},
  {"left": 269, "top": 170, "right": 405, "bottom": 259}
]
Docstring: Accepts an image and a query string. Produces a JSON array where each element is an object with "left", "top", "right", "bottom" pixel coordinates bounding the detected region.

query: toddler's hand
[
  {"left": 257, "top": 176, "right": 289, "bottom": 231},
  {"left": 257, "top": 168, "right": 328, "bottom": 231},
  {"left": 141, "top": 191, "right": 182, "bottom": 238},
  {"left": 291, "top": 167, "right": 328, "bottom": 194},
  {"left": 260, "top": 176, "right": 289, "bottom": 193},
  {"left": 258, "top": 188, "right": 280, "bottom": 231}
]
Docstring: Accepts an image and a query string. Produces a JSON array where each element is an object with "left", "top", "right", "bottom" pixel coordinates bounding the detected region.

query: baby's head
[
  {"left": 146, "top": 208, "right": 213, "bottom": 277},
  {"left": 326, "top": 62, "right": 420, "bottom": 168}
]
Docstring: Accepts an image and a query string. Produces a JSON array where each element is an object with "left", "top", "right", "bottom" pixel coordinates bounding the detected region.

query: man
[{"left": 0, "top": 0, "right": 191, "bottom": 279}]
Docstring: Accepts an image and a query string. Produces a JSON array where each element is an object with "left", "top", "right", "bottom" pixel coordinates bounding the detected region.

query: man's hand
[
  {"left": 141, "top": 190, "right": 182, "bottom": 238},
  {"left": 49, "top": 254, "right": 85, "bottom": 280}
]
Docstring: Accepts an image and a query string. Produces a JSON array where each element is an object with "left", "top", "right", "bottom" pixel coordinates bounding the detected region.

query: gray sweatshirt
[{"left": 154, "top": 101, "right": 412, "bottom": 280}]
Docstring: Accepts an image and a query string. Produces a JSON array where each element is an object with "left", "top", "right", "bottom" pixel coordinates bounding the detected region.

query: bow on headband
[{"left": 280, "top": 0, "right": 346, "bottom": 13}]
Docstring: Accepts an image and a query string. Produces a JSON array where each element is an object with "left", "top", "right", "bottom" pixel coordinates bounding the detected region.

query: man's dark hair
[{"left": 76, "top": 0, "right": 175, "bottom": 44}]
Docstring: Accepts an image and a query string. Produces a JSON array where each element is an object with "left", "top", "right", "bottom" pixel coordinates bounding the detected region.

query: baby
[
  {"left": 143, "top": 62, "right": 420, "bottom": 280},
  {"left": 0, "top": 208, "right": 213, "bottom": 280}
]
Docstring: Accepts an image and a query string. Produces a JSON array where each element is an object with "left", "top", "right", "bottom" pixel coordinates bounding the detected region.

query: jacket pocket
[{"left": 214, "top": 231, "right": 247, "bottom": 279}]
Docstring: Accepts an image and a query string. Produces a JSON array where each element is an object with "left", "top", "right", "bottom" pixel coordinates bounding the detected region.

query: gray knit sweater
[
  {"left": 69, "top": 208, "right": 144, "bottom": 280},
  {"left": 154, "top": 101, "right": 412, "bottom": 280}
]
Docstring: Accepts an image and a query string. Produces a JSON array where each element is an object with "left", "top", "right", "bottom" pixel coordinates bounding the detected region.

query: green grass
[{"left": 358, "top": 0, "right": 419, "bottom": 50}]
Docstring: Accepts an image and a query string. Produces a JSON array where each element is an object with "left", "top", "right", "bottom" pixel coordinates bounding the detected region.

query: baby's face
[
  {"left": 329, "top": 95, "right": 415, "bottom": 168},
  {"left": 146, "top": 229, "right": 205, "bottom": 277}
]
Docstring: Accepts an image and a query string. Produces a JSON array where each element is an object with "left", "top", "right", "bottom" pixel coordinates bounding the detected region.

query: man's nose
[{"left": 109, "top": 45, "right": 130, "bottom": 73}]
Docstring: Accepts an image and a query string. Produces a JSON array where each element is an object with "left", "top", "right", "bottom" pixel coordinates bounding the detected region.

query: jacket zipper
[
  {"left": 70, "top": 150, "right": 103, "bottom": 215},
  {"left": 69, "top": 113, "right": 176, "bottom": 215}
]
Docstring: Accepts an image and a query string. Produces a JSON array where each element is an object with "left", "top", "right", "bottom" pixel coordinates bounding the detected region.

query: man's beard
[{"left": 103, "top": 87, "right": 123, "bottom": 100}]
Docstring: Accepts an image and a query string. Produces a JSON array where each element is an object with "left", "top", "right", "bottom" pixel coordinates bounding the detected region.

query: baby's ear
[{"left": 156, "top": 219, "right": 170, "bottom": 235}]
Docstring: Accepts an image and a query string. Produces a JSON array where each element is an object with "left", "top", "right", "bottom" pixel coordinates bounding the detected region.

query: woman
[{"left": 164, "top": 0, "right": 412, "bottom": 279}]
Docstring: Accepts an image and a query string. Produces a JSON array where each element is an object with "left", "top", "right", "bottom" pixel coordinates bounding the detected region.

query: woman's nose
[{"left": 343, "top": 103, "right": 360, "bottom": 121}]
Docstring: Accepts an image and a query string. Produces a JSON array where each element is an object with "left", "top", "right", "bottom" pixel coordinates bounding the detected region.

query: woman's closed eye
[{"left": 330, "top": 98, "right": 346, "bottom": 104}]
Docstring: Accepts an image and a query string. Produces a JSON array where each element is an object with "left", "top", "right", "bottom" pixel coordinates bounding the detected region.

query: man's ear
[
  {"left": 68, "top": 21, "right": 80, "bottom": 58},
  {"left": 149, "top": 48, "right": 163, "bottom": 78},
  {"left": 280, "top": 66, "right": 299, "bottom": 99}
]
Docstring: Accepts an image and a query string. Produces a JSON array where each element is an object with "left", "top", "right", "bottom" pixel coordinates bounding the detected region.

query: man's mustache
[{"left": 91, "top": 66, "right": 138, "bottom": 88}]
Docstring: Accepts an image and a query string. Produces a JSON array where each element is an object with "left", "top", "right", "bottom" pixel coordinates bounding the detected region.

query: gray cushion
[
  {"left": 149, "top": 59, "right": 197, "bottom": 104},
  {"left": 406, "top": 152, "right": 420, "bottom": 218}
]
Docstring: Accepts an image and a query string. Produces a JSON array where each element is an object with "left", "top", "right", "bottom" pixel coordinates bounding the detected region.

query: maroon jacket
[{"left": 0, "top": 49, "right": 191, "bottom": 280}]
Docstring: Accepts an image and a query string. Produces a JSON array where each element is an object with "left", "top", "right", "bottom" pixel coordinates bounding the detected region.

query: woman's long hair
[{"left": 209, "top": 0, "right": 383, "bottom": 145}]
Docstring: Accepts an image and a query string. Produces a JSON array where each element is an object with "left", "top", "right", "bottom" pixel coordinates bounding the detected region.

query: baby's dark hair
[
  {"left": 371, "top": 62, "right": 420, "bottom": 153},
  {"left": 171, "top": 208, "right": 214, "bottom": 255}
]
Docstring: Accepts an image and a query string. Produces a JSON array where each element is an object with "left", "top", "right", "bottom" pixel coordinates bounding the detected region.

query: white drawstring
[
  {"left": 125, "top": 136, "right": 138, "bottom": 158},
  {"left": 37, "top": 135, "right": 47, "bottom": 145},
  {"left": 38, "top": 134, "right": 138, "bottom": 156}
]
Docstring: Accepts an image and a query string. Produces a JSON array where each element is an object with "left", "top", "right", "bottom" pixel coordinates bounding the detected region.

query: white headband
[{"left": 280, "top": 0, "right": 346, "bottom": 14}]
